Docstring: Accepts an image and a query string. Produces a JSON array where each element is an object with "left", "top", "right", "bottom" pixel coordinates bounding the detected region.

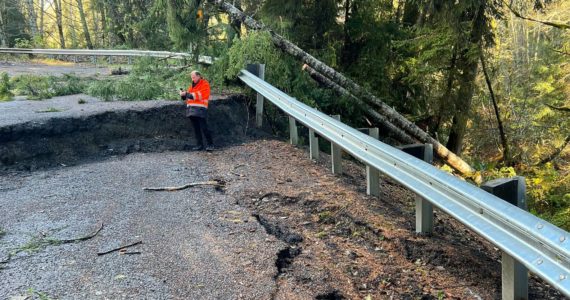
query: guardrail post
[
  {"left": 108, "top": 56, "right": 113, "bottom": 64},
  {"left": 91, "top": 56, "right": 96, "bottom": 64},
  {"left": 246, "top": 63, "right": 266, "bottom": 128},
  {"left": 289, "top": 116, "right": 298, "bottom": 145},
  {"left": 331, "top": 115, "right": 342, "bottom": 174},
  {"left": 482, "top": 177, "right": 528, "bottom": 300},
  {"left": 399, "top": 144, "right": 434, "bottom": 234},
  {"left": 309, "top": 128, "right": 319, "bottom": 160},
  {"left": 128, "top": 56, "right": 133, "bottom": 65},
  {"left": 366, "top": 128, "right": 380, "bottom": 196},
  {"left": 73, "top": 55, "right": 78, "bottom": 63}
]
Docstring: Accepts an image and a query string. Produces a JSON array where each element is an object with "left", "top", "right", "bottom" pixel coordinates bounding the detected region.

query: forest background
[{"left": 0, "top": 0, "right": 568, "bottom": 229}]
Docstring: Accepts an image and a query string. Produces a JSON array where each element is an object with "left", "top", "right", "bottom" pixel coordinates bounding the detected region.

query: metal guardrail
[
  {"left": 238, "top": 69, "right": 570, "bottom": 297},
  {"left": 0, "top": 48, "right": 213, "bottom": 64}
]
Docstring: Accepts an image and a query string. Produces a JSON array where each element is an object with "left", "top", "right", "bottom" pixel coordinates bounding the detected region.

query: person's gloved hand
[{"left": 186, "top": 93, "right": 194, "bottom": 100}]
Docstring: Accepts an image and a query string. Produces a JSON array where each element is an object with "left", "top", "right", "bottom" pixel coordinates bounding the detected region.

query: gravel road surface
[{"left": 0, "top": 151, "right": 286, "bottom": 300}]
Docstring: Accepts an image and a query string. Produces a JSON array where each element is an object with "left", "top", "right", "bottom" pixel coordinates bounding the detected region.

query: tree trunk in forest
[
  {"left": 435, "top": 49, "right": 458, "bottom": 137},
  {"left": 106, "top": 2, "right": 126, "bottom": 46},
  {"left": 445, "top": 58, "right": 478, "bottom": 154},
  {"left": 91, "top": 2, "right": 99, "bottom": 47},
  {"left": 303, "top": 65, "right": 416, "bottom": 144},
  {"left": 480, "top": 53, "right": 510, "bottom": 164},
  {"left": 0, "top": 2, "right": 6, "bottom": 47},
  {"left": 207, "top": 0, "right": 480, "bottom": 181},
  {"left": 446, "top": 3, "right": 486, "bottom": 155},
  {"left": 25, "top": 0, "right": 38, "bottom": 38},
  {"left": 99, "top": 3, "right": 107, "bottom": 47},
  {"left": 68, "top": 2, "right": 78, "bottom": 48},
  {"left": 39, "top": 0, "right": 44, "bottom": 39},
  {"left": 77, "top": 0, "right": 93, "bottom": 49},
  {"left": 228, "top": 0, "right": 242, "bottom": 43},
  {"left": 53, "top": 0, "right": 66, "bottom": 48}
]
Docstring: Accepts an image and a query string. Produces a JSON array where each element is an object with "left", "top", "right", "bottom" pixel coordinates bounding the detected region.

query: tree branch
[
  {"left": 504, "top": 1, "right": 570, "bottom": 30},
  {"left": 537, "top": 134, "right": 570, "bottom": 165},
  {"left": 546, "top": 104, "right": 570, "bottom": 112}
]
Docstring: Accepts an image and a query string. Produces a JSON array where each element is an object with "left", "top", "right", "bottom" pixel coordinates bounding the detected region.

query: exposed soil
[{"left": 0, "top": 94, "right": 254, "bottom": 171}]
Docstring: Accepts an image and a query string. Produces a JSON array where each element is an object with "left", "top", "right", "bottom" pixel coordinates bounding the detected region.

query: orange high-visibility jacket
[{"left": 186, "top": 79, "right": 211, "bottom": 109}]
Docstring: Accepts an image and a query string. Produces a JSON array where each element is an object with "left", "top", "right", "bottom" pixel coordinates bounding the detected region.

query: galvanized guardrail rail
[
  {"left": 239, "top": 68, "right": 570, "bottom": 298},
  {"left": 0, "top": 48, "right": 213, "bottom": 64}
]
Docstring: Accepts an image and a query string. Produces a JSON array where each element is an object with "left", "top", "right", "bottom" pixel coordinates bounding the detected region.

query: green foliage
[
  {"left": 9, "top": 74, "right": 88, "bottom": 100},
  {"left": 0, "top": 72, "right": 13, "bottom": 101},
  {"left": 36, "top": 107, "right": 63, "bottom": 113},
  {"left": 27, "top": 288, "right": 54, "bottom": 300},
  {"left": 14, "top": 38, "right": 33, "bottom": 49},
  {"left": 115, "top": 76, "right": 163, "bottom": 101},
  {"left": 10, "top": 75, "right": 52, "bottom": 100},
  {"left": 526, "top": 163, "right": 570, "bottom": 224},
  {"left": 87, "top": 79, "right": 116, "bottom": 101},
  {"left": 86, "top": 58, "right": 194, "bottom": 101},
  {"left": 50, "top": 74, "right": 88, "bottom": 96}
]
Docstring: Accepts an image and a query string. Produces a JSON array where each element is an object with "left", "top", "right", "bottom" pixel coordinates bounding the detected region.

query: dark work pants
[{"left": 189, "top": 116, "right": 213, "bottom": 146}]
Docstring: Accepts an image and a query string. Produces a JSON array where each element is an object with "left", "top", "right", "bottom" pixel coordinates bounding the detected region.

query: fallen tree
[
  {"left": 207, "top": 0, "right": 480, "bottom": 182},
  {"left": 302, "top": 64, "right": 415, "bottom": 145}
]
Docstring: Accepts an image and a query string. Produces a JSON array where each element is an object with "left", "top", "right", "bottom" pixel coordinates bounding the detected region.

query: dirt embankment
[{"left": 0, "top": 95, "right": 254, "bottom": 170}]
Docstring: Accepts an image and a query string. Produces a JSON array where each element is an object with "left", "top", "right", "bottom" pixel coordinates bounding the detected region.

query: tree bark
[
  {"left": 39, "top": 0, "right": 45, "bottom": 39},
  {"left": 68, "top": 1, "right": 78, "bottom": 48},
  {"left": 434, "top": 48, "right": 458, "bottom": 137},
  {"left": 53, "top": 0, "right": 66, "bottom": 48},
  {"left": 208, "top": 0, "right": 479, "bottom": 181},
  {"left": 480, "top": 53, "right": 510, "bottom": 164},
  {"left": 25, "top": 0, "right": 38, "bottom": 37},
  {"left": 77, "top": 0, "right": 93, "bottom": 49},
  {"left": 446, "top": 3, "right": 486, "bottom": 155},
  {"left": 302, "top": 64, "right": 416, "bottom": 144},
  {"left": 0, "top": 1, "right": 7, "bottom": 47}
]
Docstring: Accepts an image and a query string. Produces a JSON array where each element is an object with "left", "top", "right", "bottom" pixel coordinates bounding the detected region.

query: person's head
[{"left": 190, "top": 71, "right": 202, "bottom": 83}]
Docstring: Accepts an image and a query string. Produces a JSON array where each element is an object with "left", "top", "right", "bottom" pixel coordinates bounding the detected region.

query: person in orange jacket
[{"left": 179, "top": 71, "right": 214, "bottom": 151}]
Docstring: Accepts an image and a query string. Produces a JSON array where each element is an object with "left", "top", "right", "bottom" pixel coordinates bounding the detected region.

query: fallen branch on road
[
  {"left": 0, "top": 222, "right": 104, "bottom": 265},
  {"left": 97, "top": 240, "right": 142, "bottom": 256},
  {"left": 58, "top": 222, "right": 104, "bottom": 244},
  {"left": 143, "top": 179, "right": 225, "bottom": 191}
]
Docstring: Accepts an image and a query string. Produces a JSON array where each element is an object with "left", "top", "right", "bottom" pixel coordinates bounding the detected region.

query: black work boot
[
  {"left": 191, "top": 145, "right": 204, "bottom": 151},
  {"left": 205, "top": 145, "right": 215, "bottom": 152}
]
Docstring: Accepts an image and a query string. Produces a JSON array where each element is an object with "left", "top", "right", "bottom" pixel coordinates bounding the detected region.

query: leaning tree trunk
[
  {"left": 77, "top": 0, "right": 93, "bottom": 49},
  {"left": 303, "top": 65, "right": 416, "bottom": 144},
  {"left": 208, "top": 0, "right": 479, "bottom": 181},
  {"left": 480, "top": 53, "right": 510, "bottom": 164},
  {"left": 54, "top": 0, "right": 66, "bottom": 48}
]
